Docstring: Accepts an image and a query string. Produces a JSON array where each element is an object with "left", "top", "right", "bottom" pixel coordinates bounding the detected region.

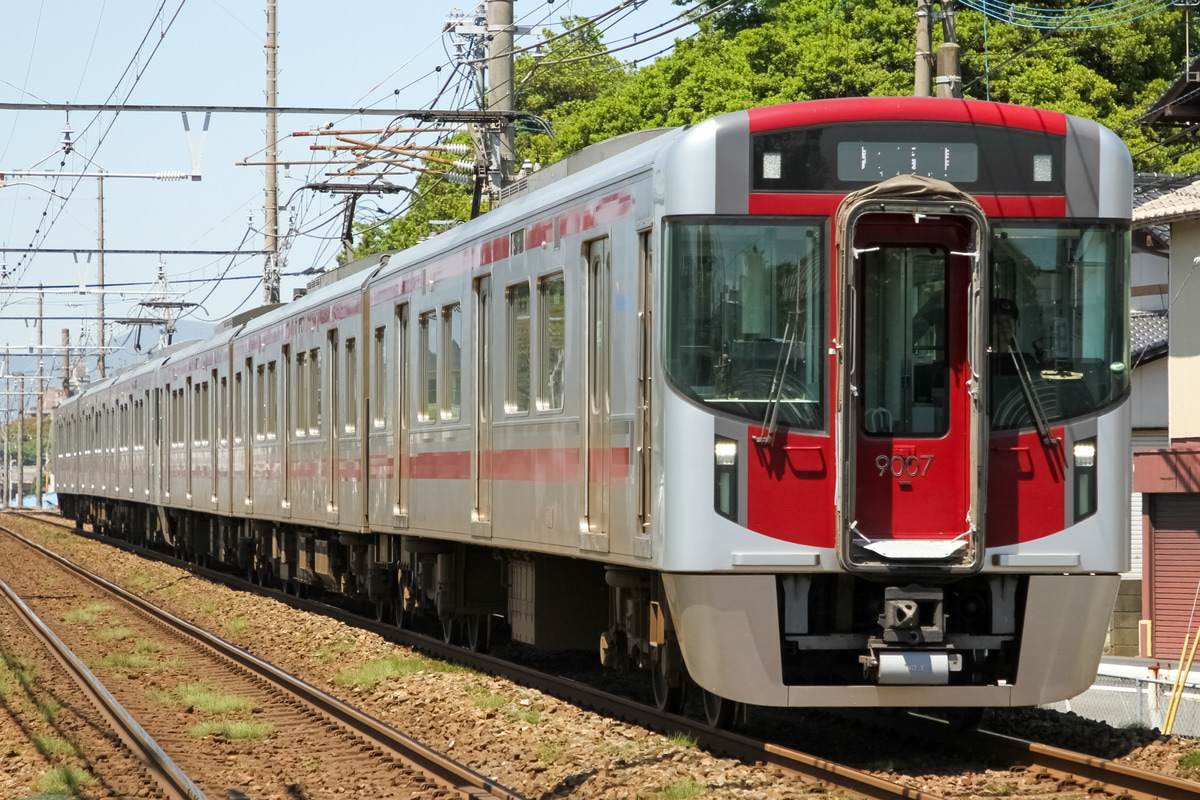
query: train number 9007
[{"left": 876, "top": 454, "right": 933, "bottom": 478}]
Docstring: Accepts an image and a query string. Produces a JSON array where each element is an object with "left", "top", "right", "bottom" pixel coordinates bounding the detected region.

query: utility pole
[
  {"left": 36, "top": 284, "right": 43, "bottom": 509},
  {"left": 97, "top": 173, "right": 106, "bottom": 378},
  {"left": 61, "top": 329, "right": 70, "bottom": 396},
  {"left": 263, "top": 0, "right": 281, "bottom": 305},
  {"left": 935, "top": 0, "right": 963, "bottom": 99},
  {"left": 488, "top": 0, "right": 516, "bottom": 189},
  {"left": 915, "top": 0, "right": 934, "bottom": 97},
  {"left": 17, "top": 376, "right": 23, "bottom": 502},
  {"left": 2, "top": 352, "right": 8, "bottom": 508}
]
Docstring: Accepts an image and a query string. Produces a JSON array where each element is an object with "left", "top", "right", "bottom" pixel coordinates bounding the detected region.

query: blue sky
[{"left": 0, "top": 0, "right": 694, "bottom": 384}]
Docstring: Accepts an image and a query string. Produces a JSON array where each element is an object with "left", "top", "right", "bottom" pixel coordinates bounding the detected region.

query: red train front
[{"left": 651, "top": 98, "right": 1131, "bottom": 722}]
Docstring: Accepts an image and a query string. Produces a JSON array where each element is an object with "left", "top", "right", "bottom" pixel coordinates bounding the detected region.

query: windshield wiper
[
  {"left": 754, "top": 308, "right": 800, "bottom": 446},
  {"left": 1007, "top": 342, "right": 1059, "bottom": 448}
]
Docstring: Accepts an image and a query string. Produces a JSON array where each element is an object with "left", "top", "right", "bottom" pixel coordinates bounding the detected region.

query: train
[{"left": 53, "top": 97, "right": 1132, "bottom": 728}]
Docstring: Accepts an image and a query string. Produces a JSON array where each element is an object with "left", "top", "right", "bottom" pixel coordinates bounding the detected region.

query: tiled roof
[
  {"left": 1134, "top": 173, "right": 1200, "bottom": 225},
  {"left": 1131, "top": 308, "right": 1168, "bottom": 364}
]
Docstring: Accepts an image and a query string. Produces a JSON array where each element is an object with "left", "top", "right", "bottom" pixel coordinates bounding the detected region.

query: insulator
[
  {"left": 155, "top": 171, "right": 188, "bottom": 181},
  {"left": 436, "top": 143, "right": 471, "bottom": 155},
  {"left": 443, "top": 171, "right": 474, "bottom": 185},
  {"left": 452, "top": 159, "right": 476, "bottom": 173}
]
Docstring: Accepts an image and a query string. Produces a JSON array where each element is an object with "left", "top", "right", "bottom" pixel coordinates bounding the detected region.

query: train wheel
[
  {"left": 466, "top": 614, "right": 489, "bottom": 653},
  {"left": 441, "top": 616, "right": 458, "bottom": 645},
  {"left": 374, "top": 598, "right": 394, "bottom": 625},
  {"left": 651, "top": 647, "right": 684, "bottom": 714},
  {"left": 702, "top": 689, "right": 737, "bottom": 729}
]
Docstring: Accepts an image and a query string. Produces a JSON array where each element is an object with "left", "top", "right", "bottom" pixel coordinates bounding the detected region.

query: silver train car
[{"left": 54, "top": 97, "right": 1132, "bottom": 727}]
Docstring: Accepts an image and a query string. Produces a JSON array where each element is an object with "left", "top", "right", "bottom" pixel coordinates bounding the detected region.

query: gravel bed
[{"left": 8, "top": 515, "right": 1200, "bottom": 800}]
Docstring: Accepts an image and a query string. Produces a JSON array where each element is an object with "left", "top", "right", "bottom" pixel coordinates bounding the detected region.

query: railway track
[
  {"left": 12, "top": 509, "right": 1200, "bottom": 800},
  {"left": 0, "top": 513, "right": 525, "bottom": 800}
]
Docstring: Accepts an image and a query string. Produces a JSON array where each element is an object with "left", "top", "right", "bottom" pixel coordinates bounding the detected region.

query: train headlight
[
  {"left": 714, "top": 436, "right": 738, "bottom": 522},
  {"left": 1073, "top": 438, "right": 1097, "bottom": 521}
]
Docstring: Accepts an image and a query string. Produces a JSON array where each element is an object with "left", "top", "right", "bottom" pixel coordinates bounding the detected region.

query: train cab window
[
  {"left": 860, "top": 245, "right": 950, "bottom": 437},
  {"left": 419, "top": 311, "right": 438, "bottom": 422},
  {"left": 989, "top": 222, "right": 1130, "bottom": 429},
  {"left": 539, "top": 273, "right": 566, "bottom": 412},
  {"left": 345, "top": 338, "right": 359, "bottom": 433},
  {"left": 441, "top": 304, "right": 462, "bottom": 421},
  {"left": 664, "top": 218, "right": 825, "bottom": 430},
  {"left": 373, "top": 326, "right": 387, "bottom": 428},
  {"left": 506, "top": 282, "right": 531, "bottom": 414}
]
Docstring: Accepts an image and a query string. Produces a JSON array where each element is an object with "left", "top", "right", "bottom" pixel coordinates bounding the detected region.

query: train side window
[
  {"left": 345, "top": 338, "right": 359, "bottom": 434},
  {"left": 441, "top": 304, "right": 462, "bottom": 421},
  {"left": 219, "top": 377, "right": 228, "bottom": 445},
  {"left": 539, "top": 272, "right": 566, "bottom": 412},
  {"left": 419, "top": 311, "right": 438, "bottom": 422},
  {"left": 373, "top": 326, "right": 387, "bottom": 428},
  {"left": 506, "top": 282, "right": 531, "bottom": 414}
]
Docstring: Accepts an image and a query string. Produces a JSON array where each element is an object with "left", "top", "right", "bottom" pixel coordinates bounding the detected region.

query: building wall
[
  {"left": 1169, "top": 220, "right": 1200, "bottom": 441},
  {"left": 1132, "top": 248, "right": 1168, "bottom": 312}
]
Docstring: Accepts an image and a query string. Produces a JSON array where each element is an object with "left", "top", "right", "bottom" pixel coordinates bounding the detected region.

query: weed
[
  {"left": 334, "top": 654, "right": 466, "bottom": 689},
  {"left": 666, "top": 731, "right": 697, "bottom": 749},
  {"left": 188, "top": 720, "right": 274, "bottom": 739},
  {"left": 659, "top": 778, "right": 706, "bottom": 799},
  {"left": 509, "top": 707, "right": 541, "bottom": 725},
  {"left": 466, "top": 682, "right": 509, "bottom": 710},
  {"left": 63, "top": 603, "right": 113, "bottom": 625},
  {"left": 121, "top": 572, "right": 155, "bottom": 589},
  {"left": 99, "top": 653, "right": 154, "bottom": 671},
  {"left": 31, "top": 735, "right": 75, "bottom": 757},
  {"left": 1178, "top": 750, "right": 1200, "bottom": 770},
  {"left": 36, "top": 698, "right": 60, "bottom": 723},
  {"left": 147, "top": 682, "right": 255, "bottom": 715},
  {"left": 223, "top": 616, "right": 251, "bottom": 636},
  {"left": 316, "top": 633, "right": 357, "bottom": 664},
  {"left": 36, "top": 764, "right": 96, "bottom": 794},
  {"left": 94, "top": 626, "right": 135, "bottom": 642},
  {"left": 537, "top": 739, "right": 565, "bottom": 763},
  {"left": 132, "top": 638, "right": 163, "bottom": 654},
  {"left": 304, "top": 756, "right": 322, "bottom": 771}
]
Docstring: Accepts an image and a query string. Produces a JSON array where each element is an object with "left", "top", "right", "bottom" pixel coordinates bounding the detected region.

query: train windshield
[
  {"left": 989, "top": 221, "right": 1130, "bottom": 430},
  {"left": 664, "top": 217, "right": 825, "bottom": 431}
]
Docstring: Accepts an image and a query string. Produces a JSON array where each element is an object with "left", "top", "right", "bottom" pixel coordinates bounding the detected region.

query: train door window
[
  {"left": 506, "top": 281, "right": 531, "bottom": 414},
  {"left": 538, "top": 272, "right": 566, "bottom": 412},
  {"left": 511, "top": 229, "right": 525, "bottom": 255},
  {"left": 267, "top": 360, "right": 278, "bottom": 439},
  {"left": 860, "top": 245, "right": 949, "bottom": 436},
  {"left": 233, "top": 371, "right": 244, "bottom": 444},
  {"left": 294, "top": 350, "right": 307, "bottom": 438},
  {"left": 328, "top": 331, "right": 340, "bottom": 435},
  {"left": 373, "top": 326, "right": 387, "bottom": 428},
  {"left": 154, "top": 388, "right": 161, "bottom": 446},
  {"left": 441, "top": 304, "right": 462, "bottom": 421},
  {"left": 418, "top": 311, "right": 438, "bottom": 422},
  {"left": 218, "top": 376, "right": 227, "bottom": 445},
  {"left": 345, "top": 338, "right": 358, "bottom": 433},
  {"left": 255, "top": 365, "right": 267, "bottom": 441},
  {"left": 282, "top": 345, "right": 293, "bottom": 442},
  {"left": 309, "top": 348, "right": 321, "bottom": 435}
]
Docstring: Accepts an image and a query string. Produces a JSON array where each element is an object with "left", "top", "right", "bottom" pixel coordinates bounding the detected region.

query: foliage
[
  {"left": 1, "top": 415, "right": 51, "bottom": 467},
  {"left": 349, "top": 1, "right": 1198, "bottom": 261}
]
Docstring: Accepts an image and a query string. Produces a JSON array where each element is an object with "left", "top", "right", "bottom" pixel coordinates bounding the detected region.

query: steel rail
[
  {"left": 1, "top": 519, "right": 527, "bottom": 800},
  {"left": 0, "top": 574, "right": 209, "bottom": 800}
]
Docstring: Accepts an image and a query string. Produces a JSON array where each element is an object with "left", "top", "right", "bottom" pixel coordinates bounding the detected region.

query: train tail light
[{"left": 714, "top": 437, "right": 738, "bottom": 521}]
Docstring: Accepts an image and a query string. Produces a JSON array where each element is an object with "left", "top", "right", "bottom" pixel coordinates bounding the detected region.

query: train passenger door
[
  {"left": 837, "top": 193, "right": 987, "bottom": 574},
  {"left": 583, "top": 236, "right": 611, "bottom": 550},
  {"left": 473, "top": 276, "right": 493, "bottom": 534},
  {"left": 327, "top": 330, "right": 340, "bottom": 524},
  {"left": 393, "top": 304, "right": 409, "bottom": 527},
  {"left": 635, "top": 230, "right": 654, "bottom": 555},
  {"left": 281, "top": 345, "right": 291, "bottom": 516}
]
